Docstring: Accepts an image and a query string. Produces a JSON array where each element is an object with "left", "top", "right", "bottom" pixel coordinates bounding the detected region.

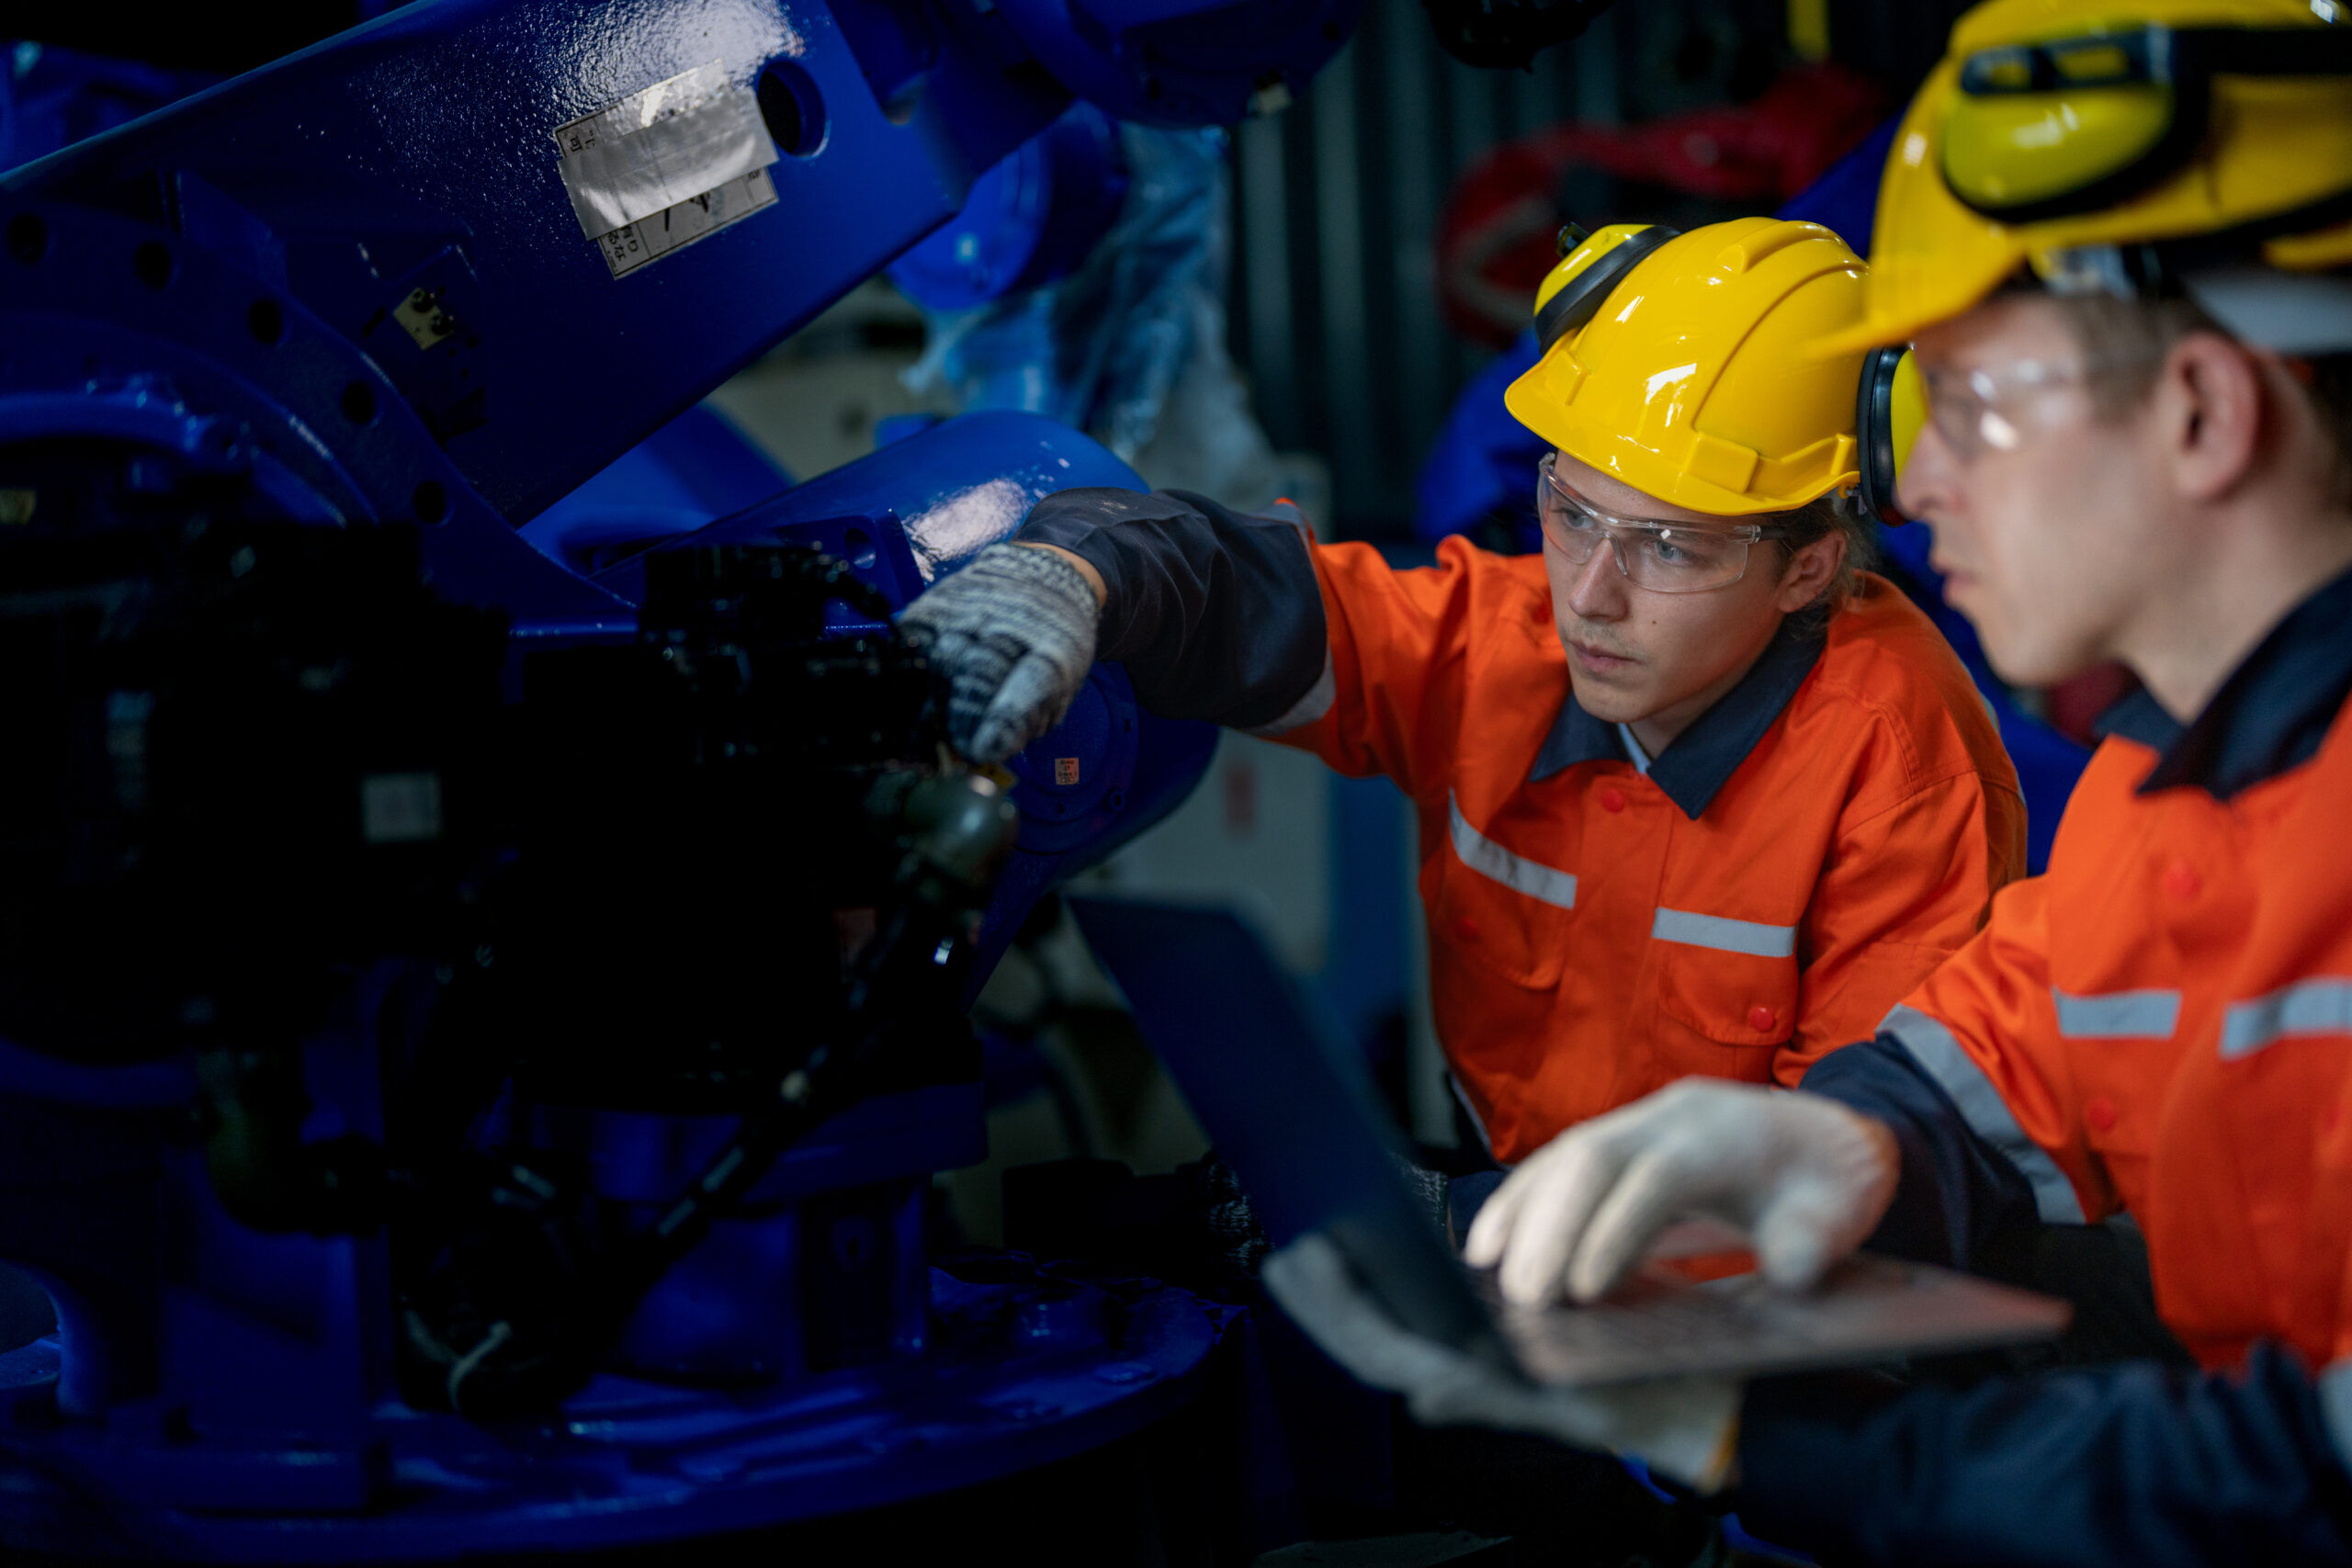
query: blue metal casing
[{"left": 0, "top": 0, "right": 1343, "bottom": 1553}]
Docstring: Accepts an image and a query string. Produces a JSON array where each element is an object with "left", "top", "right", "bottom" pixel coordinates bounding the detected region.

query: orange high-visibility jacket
[
  {"left": 1018, "top": 491, "right": 2026, "bottom": 1164},
  {"left": 1748, "top": 569, "right": 2352, "bottom": 1564},
  {"left": 1274, "top": 537, "right": 2024, "bottom": 1161},
  {"left": 1877, "top": 583, "right": 2352, "bottom": 1371}
]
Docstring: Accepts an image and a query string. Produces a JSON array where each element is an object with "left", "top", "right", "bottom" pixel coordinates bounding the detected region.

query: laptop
[{"left": 1066, "top": 893, "right": 2068, "bottom": 1388}]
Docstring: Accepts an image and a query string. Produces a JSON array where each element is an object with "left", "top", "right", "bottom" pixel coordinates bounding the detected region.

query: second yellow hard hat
[
  {"left": 1505, "top": 217, "right": 1878, "bottom": 516},
  {"left": 1815, "top": 0, "right": 2352, "bottom": 355}
]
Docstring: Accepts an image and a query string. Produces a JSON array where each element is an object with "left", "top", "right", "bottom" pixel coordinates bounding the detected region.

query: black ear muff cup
[
  {"left": 1533, "top": 225, "right": 1682, "bottom": 355},
  {"left": 1855, "top": 344, "right": 1910, "bottom": 525}
]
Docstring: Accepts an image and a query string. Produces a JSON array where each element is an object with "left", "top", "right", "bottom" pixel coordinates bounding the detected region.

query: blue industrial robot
[{"left": 0, "top": 2, "right": 1358, "bottom": 1557}]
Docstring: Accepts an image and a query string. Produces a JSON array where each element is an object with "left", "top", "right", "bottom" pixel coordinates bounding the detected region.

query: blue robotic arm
[
  {"left": 3, "top": 0, "right": 1349, "bottom": 608},
  {"left": 0, "top": 2, "right": 1349, "bottom": 1554}
]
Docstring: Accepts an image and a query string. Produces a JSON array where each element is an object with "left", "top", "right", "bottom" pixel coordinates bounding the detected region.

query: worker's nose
[{"left": 1565, "top": 537, "right": 1629, "bottom": 621}]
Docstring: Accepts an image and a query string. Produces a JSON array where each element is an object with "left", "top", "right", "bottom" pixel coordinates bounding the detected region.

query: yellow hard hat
[
  {"left": 1818, "top": 0, "right": 2352, "bottom": 355},
  {"left": 1505, "top": 217, "right": 1883, "bottom": 516}
]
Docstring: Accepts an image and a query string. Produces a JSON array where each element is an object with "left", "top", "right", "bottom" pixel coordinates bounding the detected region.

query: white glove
[
  {"left": 1262, "top": 1234, "right": 1743, "bottom": 1493},
  {"left": 898, "top": 543, "right": 1102, "bottom": 764},
  {"left": 1464, "top": 1079, "right": 1898, "bottom": 1306}
]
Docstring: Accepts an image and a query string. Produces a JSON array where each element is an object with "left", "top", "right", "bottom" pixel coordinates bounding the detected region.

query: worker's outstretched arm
[
  {"left": 898, "top": 487, "right": 1326, "bottom": 763},
  {"left": 1017, "top": 488, "right": 1329, "bottom": 729}
]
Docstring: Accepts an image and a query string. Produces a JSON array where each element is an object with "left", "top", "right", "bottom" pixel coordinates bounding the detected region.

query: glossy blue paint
[
  {"left": 0, "top": 1256, "right": 1231, "bottom": 1561},
  {"left": 888, "top": 102, "right": 1130, "bottom": 310},
  {"left": 615, "top": 410, "right": 1218, "bottom": 976},
  {"left": 992, "top": 0, "right": 1360, "bottom": 126},
  {"left": 519, "top": 404, "right": 791, "bottom": 578},
  {"left": 0, "top": 0, "right": 1327, "bottom": 1551}
]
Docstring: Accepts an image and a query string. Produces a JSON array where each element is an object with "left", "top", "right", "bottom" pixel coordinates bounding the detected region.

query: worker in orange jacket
[
  {"left": 1263, "top": 1, "right": 2352, "bottom": 1562},
  {"left": 904, "top": 215, "right": 2025, "bottom": 1163}
]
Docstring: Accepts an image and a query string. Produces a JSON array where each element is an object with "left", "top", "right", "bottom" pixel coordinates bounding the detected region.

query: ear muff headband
[
  {"left": 1855, "top": 344, "right": 1922, "bottom": 525},
  {"left": 1533, "top": 224, "right": 1683, "bottom": 355}
]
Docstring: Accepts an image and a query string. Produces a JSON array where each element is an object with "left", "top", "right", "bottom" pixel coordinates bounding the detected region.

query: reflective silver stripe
[
  {"left": 1243, "top": 650, "right": 1337, "bottom": 737},
  {"left": 2052, "top": 987, "right": 2181, "bottom": 1040},
  {"left": 1447, "top": 794, "right": 1577, "bottom": 910},
  {"left": 2221, "top": 979, "right": 2352, "bottom": 1059},
  {"left": 1881, "top": 1004, "right": 2086, "bottom": 1224},
  {"left": 1651, "top": 908, "right": 1797, "bottom": 959}
]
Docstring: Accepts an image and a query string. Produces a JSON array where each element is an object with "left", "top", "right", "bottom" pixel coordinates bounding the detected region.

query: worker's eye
[
  {"left": 1643, "top": 530, "right": 1736, "bottom": 572},
  {"left": 1556, "top": 503, "right": 1601, "bottom": 534},
  {"left": 1645, "top": 531, "right": 1701, "bottom": 568}
]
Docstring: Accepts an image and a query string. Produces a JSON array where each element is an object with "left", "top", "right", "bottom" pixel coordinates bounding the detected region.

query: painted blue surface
[
  {"left": 0, "top": 0, "right": 1343, "bottom": 1553},
  {"left": 520, "top": 403, "right": 792, "bottom": 577},
  {"left": 608, "top": 409, "right": 1220, "bottom": 978},
  {"left": 888, "top": 102, "right": 1130, "bottom": 310},
  {"left": 0, "top": 42, "right": 218, "bottom": 174},
  {"left": 0, "top": 1245, "right": 1231, "bottom": 1561}
]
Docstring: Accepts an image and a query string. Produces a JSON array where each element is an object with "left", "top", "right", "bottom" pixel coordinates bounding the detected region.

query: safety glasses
[
  {"left": 1941, "top": 21, "right": 2352, "bottom": 224},
  {"left": 1916, "top": 356, "right": 2151, "bottom": 464},
  {"left": 1535, "top": 455, "right": 1787, "bottom": 593}
]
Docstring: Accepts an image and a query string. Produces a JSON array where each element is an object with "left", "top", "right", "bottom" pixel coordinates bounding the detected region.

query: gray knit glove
[{"left": 899, "top": 543, "right": 1102, "bottom": 765}]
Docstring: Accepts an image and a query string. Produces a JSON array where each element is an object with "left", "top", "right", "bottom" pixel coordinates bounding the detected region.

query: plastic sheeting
[{"left": 902, "top": 125, "right": 1289, "bottom": 511}]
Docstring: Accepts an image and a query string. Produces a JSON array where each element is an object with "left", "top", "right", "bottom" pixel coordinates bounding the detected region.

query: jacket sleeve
[
  {"left": 1736, "top": 1345, "right": 2352, "bottom": 1567},
  {"left": 1262, "top": 536, "right": 1487, "bottom": 805},
  {"left": 1015, "top": 487, "right": 1330, "bottom": 730},
  {"left": 1797, "top": 1032, "right": 2041, "bottom": 1270},
  {"left": 1021, "top": 487, "right": 1490, "bottom": 806},
  {"left": 1776, "top": 750, "right": 2030, "bottom": 1088},
  {"left": 1795, "top": 874, "right": 2109, "bottom": 1257}
]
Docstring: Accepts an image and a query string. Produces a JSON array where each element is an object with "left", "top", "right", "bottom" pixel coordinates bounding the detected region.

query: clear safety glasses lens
[
  {"left": 1534, "top": 457, "right": 1772, "bottom": 593},
  {"left": 1917, "top": 359, "right": 2148, "bottom": 463}
]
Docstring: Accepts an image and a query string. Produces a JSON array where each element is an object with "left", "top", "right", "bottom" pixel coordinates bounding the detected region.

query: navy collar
[
  {"left": 1529, "top": 615, "right": 1827, "bottom": 818},
  {"left": 2098, "top": 560, "right": 2352, "bottom": 800}
]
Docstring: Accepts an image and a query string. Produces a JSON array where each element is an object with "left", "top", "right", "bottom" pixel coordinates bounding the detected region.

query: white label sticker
[
  {"left": 552, "top": 61, "right": 778, "bottom": 251},
  {"left": 594, "top": 166, "right": 778, "bottom": 277}
]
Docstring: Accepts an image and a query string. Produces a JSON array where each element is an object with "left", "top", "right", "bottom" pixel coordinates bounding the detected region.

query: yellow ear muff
[
  {"left": 1855, "top": 344, "right": 1923, "bottom": 525},
  {"left": 1532, "top": 223, "right": 1683, "bottom": 355}
]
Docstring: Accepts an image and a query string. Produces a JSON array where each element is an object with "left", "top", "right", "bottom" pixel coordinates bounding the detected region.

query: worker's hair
[
  {"left": 1768, "top": 488, "right": 1878, "bottom": 633},
  {"left": 2046, "top": 290, "right": 2352, "bottom": 507}
]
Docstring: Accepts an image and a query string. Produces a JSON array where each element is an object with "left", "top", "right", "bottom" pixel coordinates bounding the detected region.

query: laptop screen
[{"left": 1067, "top": 894, "right": 1517, "bottom": 1373}]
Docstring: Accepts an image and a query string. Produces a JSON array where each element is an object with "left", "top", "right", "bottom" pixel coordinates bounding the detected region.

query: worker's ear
[
  {"left": 1772, "top": 532, "right": 1844, "bottom": 614},
  {"left": 2159, "top": 332, "right": 2265, "bottom": 505}
]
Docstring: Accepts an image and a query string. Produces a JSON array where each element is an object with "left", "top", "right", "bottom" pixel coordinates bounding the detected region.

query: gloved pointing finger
[
  {"left": 1464, "top": 1109, "right": 1636, "bottom": 1304},
  {"left": 898, "top": 542, "right": 1103, "bottom": 765},
  {"left": 1463, "top": 1079, "right": 1901, "bottom": 1306}
]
